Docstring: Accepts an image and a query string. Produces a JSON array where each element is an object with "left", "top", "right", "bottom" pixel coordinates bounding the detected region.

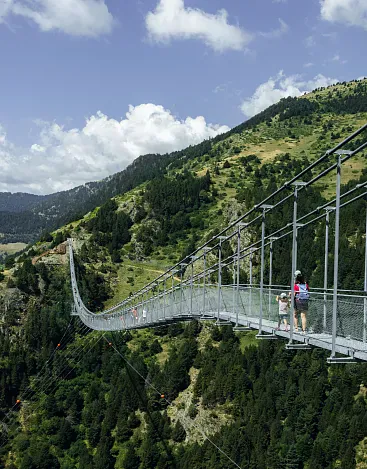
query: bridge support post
[
  {"left": 150, "top": 292, "right": 154, "bottom": 325},
  {"left": 268, "top": 237, "right": 278, "bottom": 321},
  {"left": 257, "top": 205, "right": 274, "bottom": 339},
  {"left": 179, "top": 263, "right": 187, "bottom": 317},
  {"left": 236, "top": 225, "right": 241, "bottom": 327},
  {"left": 364, "top": 201, "right": 367, "bottom": 342},
  {"left": 142, "top": 291, "right": 145, "bottom": 324},
  {"left": 190, "top": 256, "right": 198, "bottom": 316},
  {"left": 202, "top": 249, "right": 209, "bottom": 316},
  {"left": 288, "top": 182, "right": 306, "bottom": 347},
  {"left": 236, "top": 223, "right": 247, "bottom": 326},
  {"left": 170, "top": 273, "right": 174, "bottom": 317},
  {"left": 249, "top": 249, "right": 253, "bottom": 318},
  {"left": 156, "top": 282, "right": 160, "bottom": 323},
  {"left": 190, "top": 260, "right": 194, "bottom": 315},
  {"left": 163, "top": 277, "right": 166, "bottom": 321},
  {"left": 217, "top": 237, "right": 227, "bottom": 324},
  {"left": 232, "top": 259, "right": 236, "bottom": 323},
  {"left": 269, "top": 239, "right": 273, "bottom": 320},
  {"left": 170, "top": 270, "right": 177, "bottom": 319},
  {"left": 323, "top": 208, "right": 333, "bottom": 332},
  {"left": 331, "top": 153, "right": 342, "bottom": 360},
  {"left": 258, "top": 208, "right": 266, "bottom": 336}
]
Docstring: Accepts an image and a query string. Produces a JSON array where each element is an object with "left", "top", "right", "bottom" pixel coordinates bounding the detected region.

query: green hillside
[{"left": 1, "top": 78, "right": 367, "bottom": 469}]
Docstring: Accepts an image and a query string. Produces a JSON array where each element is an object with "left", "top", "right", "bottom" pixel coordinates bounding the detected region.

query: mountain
[
  {"left": 2, "top": 77, "right": 367, "bottom": 245},
  {"left": 0, "top": 192, "right": 50, "bottom": 213},
  {"left": 1, "top": 78, "right": 367, "bottom": 468}
]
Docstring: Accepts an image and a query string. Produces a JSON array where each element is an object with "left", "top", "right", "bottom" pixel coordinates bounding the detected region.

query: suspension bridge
[{"left": 69, "top": 123, "right": 367, "bottom": 364}]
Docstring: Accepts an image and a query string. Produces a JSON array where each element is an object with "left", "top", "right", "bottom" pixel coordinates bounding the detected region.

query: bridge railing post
[
  {"left": 328, "top": 151, "right": 346, "bottom": 362},
  {"left": 323, "top": 208, "right": 334, "bottom": 332},
  {"left": 257, "top": 205, "right": 273, "bottom": 337},
  {"left": 153, "top": 282, "right": 158, "bottom": 323},
  {"left": 180, "top": 263, "right": 187, "bottom": 316},
  {"left": 232, "top": 257, "right": 236, "bottom": 322},
  {"left": 236, "top": 223, "right": 247, "bottom": 326},
  {"left": 269, "top": 237, "right": 279, "bottom": 321},
  {"left": 288, "top": 182, "right": 306, "bottom": 346},
  {"left": 202, "top": 248, "right": 210, "bottom": 316},
  {"left": 163, "top": 277, "right": 166, "bottom": 321},
  {"left": 249, "top": 248, "right": 254, "bottom": 318},
  {"left": 236, "top": 226, "right": 241, "bottom": 326},
  {"left": 170, "top": 270, "right": 178, "bottom": 318},
  {"left": 364, "top": 196, "right": 367, "bottom": 342},
  {"left": 217, "top": 236, "right": 227, "bottom": 324},
  {"left": 190, "top": 256, "right": 198, "bottom": 316},
  {"left": 269, "top": 239, "right": 273, "bottom": 320}
]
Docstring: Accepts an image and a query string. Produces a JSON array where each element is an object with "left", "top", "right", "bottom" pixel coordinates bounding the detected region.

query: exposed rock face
[{"left": 32, "top": 242, "right": 67, "bottom": 265}]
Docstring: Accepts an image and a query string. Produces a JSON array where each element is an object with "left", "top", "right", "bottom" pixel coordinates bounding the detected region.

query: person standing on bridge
[
  {"left": 293, "top": 270, "right": 309, "bottom": 334},
  {"left": 276, "top": 293, "right": 289, "bottom": 331}
]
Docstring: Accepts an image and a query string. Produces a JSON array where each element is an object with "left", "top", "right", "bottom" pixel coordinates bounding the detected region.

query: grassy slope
[{"left": 0, "top": 243, "right": 27, "bottom": 255}]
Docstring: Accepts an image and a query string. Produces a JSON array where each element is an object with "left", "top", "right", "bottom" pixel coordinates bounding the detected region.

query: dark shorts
[{"left": 294, "top": 299, "right": 309, "bottom": 312}]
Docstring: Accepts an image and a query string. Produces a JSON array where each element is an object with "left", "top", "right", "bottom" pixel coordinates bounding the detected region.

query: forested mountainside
[
  {"left": 0, "top": 193, "right": 49, "bottom": 213},
  {"left": 1, "top": 78, "right": 367, "bottom": 468},
  {"left": 1, "top": 77, "right": 367, "bottom": 244}
]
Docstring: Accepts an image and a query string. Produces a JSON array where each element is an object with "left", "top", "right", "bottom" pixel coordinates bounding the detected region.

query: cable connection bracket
[
  {"left": 259, "top": 204, "right": 274, "bottom": 211},
  {"left": 291, "top": 181, "right": 308, "bottom": 187},
  {"left": 334, "top": 149, "right": 353, "bottom": 156}
]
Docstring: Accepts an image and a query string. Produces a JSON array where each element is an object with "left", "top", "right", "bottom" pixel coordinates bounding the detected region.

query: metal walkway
[
  {"left": 69, "top": 240, "right": 367, "bottom": 362},
  {"left": 68, "top": 124, "right": 367, "bottom": 363}
]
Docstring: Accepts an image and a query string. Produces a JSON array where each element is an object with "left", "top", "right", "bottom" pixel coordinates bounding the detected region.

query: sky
[{"left": 0, "top": 0, "right": 366, "bottom": 194}]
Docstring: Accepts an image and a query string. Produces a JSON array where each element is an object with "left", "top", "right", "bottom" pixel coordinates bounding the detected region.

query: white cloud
[
  {"left": 0, "top": 0, "right": 13, "bottom": 23},
  {"left": 320, "top": 0, "right": 367, "bottom": 30},
  {"left": 1, "top": 0, "right": 114, "bottom": 36},
  {"left": 240, "top": 71, "right": 338, "bottom": 118},
  {"left": 259, "top": 18, "right": 289, "bottom": 38},
  {"left": 330, "top": 53, "right": 347, "bottom": 63},
  {"left": 304, "top": 35, "right": 316, "bottom": 47},
  {"left": 303, "top": 62, "right": 314, "bottom": 68},
  {"left": 213, "top": 84, "right": 227, "bottom": 93},
  {"left": 322, "top": 32, "right": 337, "bottom": 39},
  {"left": 273, "top": 0, "right": 287, "bottom": 3},
  {"left": 145, "top": 0, "right": 252, "bottom": 52},
  {"left": 0, "top": 104, "right": 230, "bottom": 194}
]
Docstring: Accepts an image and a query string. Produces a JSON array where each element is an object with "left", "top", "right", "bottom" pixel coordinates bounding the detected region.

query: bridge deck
[{"left": 69, "top": 241, "right": 367, "bottom": 362}]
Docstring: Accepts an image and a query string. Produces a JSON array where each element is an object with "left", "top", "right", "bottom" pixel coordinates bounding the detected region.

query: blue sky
[{"left": 0, "top": 0, "right": 366, "bottom": 194}]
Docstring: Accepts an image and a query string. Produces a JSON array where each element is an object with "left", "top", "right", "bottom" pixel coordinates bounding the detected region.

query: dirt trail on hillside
[{"left": 125, "top": 264, "right": 181, "bottom": 282}]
